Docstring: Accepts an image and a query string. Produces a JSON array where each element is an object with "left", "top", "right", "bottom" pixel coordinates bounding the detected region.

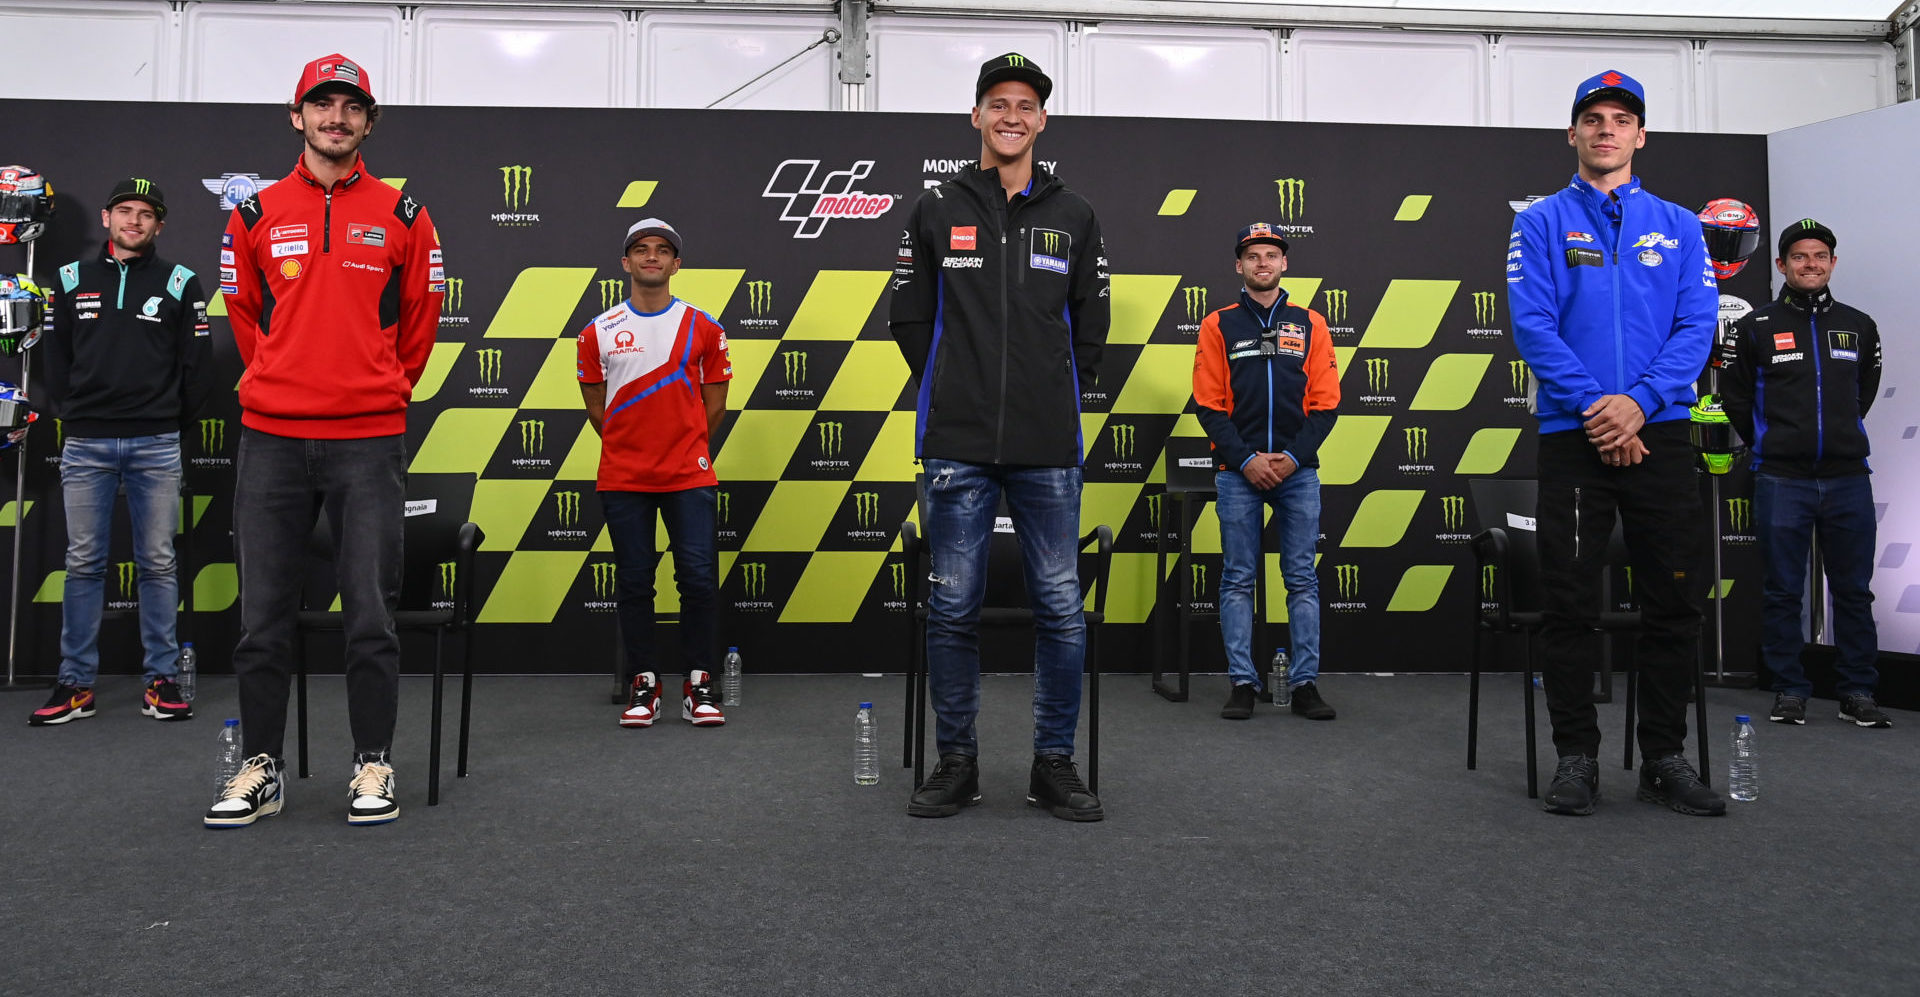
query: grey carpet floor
[{"left": 2, "top": 671, "right": 1913, "bottom": 996}]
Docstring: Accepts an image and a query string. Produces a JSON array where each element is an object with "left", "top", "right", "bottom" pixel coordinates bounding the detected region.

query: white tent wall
[
  {"left": 1768, "top": 98, "right": 1920, "bottom": 656},
  {"left": 0, "top": 0, "right": 1896, "bottom": 130}
]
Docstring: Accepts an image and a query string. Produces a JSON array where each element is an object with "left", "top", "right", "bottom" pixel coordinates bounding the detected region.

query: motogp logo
[{"left": 762, "top": 159, "right": 898, "bottom": 239}]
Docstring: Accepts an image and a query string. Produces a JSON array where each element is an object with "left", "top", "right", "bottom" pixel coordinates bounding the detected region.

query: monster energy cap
[
  {"left": 1777, "top": 218, "right": 1836, "bottom": 258},
  {"left": 105, "top": 178, "right": 167, "bottom": 220},
  {"left": 624, "top": 218, "right": 681, "bottom": 257},
  {"left": 976, "top": 53, "right": 1052, "bottom": 106}
]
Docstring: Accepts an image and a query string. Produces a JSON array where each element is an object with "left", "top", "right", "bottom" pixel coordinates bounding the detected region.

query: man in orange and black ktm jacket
[{"left": 1192, "top": 223, "right": 1340, "bottom": 723}]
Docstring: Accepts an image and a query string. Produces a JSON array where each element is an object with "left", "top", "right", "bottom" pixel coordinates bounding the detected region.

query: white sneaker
[
  {"left": 348, "top": 756, "right": 399, "bottom": 826},
  {"left": 683, "top": 669, "right": 726, "bottom": 726},
  {"left": 620, "top": 671, "right": 661, "bottom": 727},
  {"left": 205, "top": 754, "right": 284, "bottom": 828}
]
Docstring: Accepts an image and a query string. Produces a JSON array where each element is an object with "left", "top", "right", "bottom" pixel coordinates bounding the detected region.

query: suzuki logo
[
  {"left": 716, "top": 489, "right": 730, "bottom": 524},
  {"left": 500, "top": 165, "right": 533, "bottom": 210},
  {"left": 740, "top": 562, "right": 768, "bottom": 599},
  {"left": 475, "top": 348, "right": 503, "bottom": 386},
  {"left": 1274, "top": 178, "right": 1306, "bottom": 221},
  {"left": 1191, "top": 562, "right": 1208, "bottom": 600},
  {"left": 817, "top": 421, "right": 844, "bottom": 457},
  {"left": 1336, "top": 564, "right": 1360, "bottom": 600},
  {"left": 519, "top": 419, "right": 545, "bottom": 456},
  {"left": 592, "top": 562, "right": 618, "bottom": 600},
  {"left": 889, "top": 562, "right": 907, "bottom": 599},
  {"left": 599, "top": 278, "right": 625, "bottom": 311},
  {"left": 746, "top": 280, "right": 773, "bottom": 316},
  {"left": 1322, "top": 289, "right": 1348, "bottom": 325},
  {"left": 198, "top": 418, "right": 225, "bottom": 454},
  {"left": 438, "top": 561, "right": 458, "bottom": 601},
  {"left": 1481, "top": 564, "right": 1497, "bottom": 600},
  {"left": 1510, "top": 360, "right": 1530, "bottom": 396},
  {"left": 1726, "top": 498, "right": 1752, "bottom": 533},
  {"left": 853, "top": 490, "right": 880, "bottom": 527},
  {"left": 1365, "top": 357, "right": 1390, "bottom": 393},
  {"left": 1182, "top": 286, "right": 1208, "bottom": 322},
  {"left": 1404, "top": 427, "right": 1429, "bottom": 461},
  {"left": 116, "top": 561, "right": 137, "bottom": 600},
  {"left": 1440, "top": 495, "right": 1465, "bottom": 531},
  {"left": 782, "top": 350, "right": 808, "bottom": 386},
  {"left": 554, "top": 490, "right": 581, "bottom": 528},
  {"left": 1110, "top": 423, "right": 1135, "bottom": 459},
  {"left": 441, "top": 277, "right": 463, "bottom": 313},
  {"left": 1473, "top": 291, "right": 1497, "bottom": 326}
]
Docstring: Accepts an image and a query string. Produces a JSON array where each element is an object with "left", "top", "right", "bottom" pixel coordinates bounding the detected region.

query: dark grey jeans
[{"left": 233, "top": 428, "right": 406, "bottom": 760}]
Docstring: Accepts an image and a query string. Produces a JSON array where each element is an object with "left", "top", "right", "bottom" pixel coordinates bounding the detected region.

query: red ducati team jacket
[{"left": 220, "top": 155, "right": 443, "bottom": 438}]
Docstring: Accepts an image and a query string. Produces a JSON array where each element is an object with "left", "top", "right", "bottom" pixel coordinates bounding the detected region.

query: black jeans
[
  {"left": 233, "top": 429, "right": 407, "bottom": 759},
  {"left": 1536, "top": 420, "right": 1703, "bottom": 760}
]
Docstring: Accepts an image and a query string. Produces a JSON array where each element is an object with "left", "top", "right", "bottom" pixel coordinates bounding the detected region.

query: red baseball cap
[{"left": 294, "top": 54, "right": 375, "bottom": 105}]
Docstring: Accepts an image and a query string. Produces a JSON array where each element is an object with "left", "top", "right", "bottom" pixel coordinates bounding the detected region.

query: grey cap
[{"left": 623, "top": 217, "right": 681, "bottom": 257}]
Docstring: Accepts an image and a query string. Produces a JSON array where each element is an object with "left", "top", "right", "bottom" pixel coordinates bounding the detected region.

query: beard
[
  {"left": 110, "top": 229, "right": 157, "bottom": 255},
  {"left": 1242, "top": 272, "right": 1282, "bottom": 293}
]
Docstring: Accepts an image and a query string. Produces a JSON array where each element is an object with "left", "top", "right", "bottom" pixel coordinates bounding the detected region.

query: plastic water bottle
[
  {"left": 177, "top": 642, "right": 197, "bottom": 702},
  {"left": 854, "top": 702, "right": 879, "bottom": 785},
  {"left": 1729, "top": 714, "right": 1758, "bottom": 802},
  {"left": 214, "top": 719, "right": 243, "bottom": 793},
  {"left": 1271, "top": 648, "right": 1291, "bottom": 708},
  {"left": 722, "top": 646, "right": 742, "bottom": 707}
]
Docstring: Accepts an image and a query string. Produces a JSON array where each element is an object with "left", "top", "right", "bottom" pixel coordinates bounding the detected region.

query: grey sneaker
[
  {"left": 1839, "top": 693, "right": 1893, "bottom": 729},
  {"left": 1637, "top": 754, "right": 1727, "bottom": 816},
  {"left": 1769, "top": 693, "right": 1807, "bottom": 725}
]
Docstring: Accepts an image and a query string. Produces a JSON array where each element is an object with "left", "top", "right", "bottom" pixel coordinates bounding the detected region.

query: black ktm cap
[{"left": 976, "top": 53, "right": 1052, "bottom": 106}]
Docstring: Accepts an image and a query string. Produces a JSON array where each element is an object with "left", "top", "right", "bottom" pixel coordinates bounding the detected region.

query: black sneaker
[
  {"left": 1543, "top": 754, "right": 1599, "bottom": 815},
  {"left": 1839, "top": 693, "right": 1893, "bottom": 729},
  {"left": 907, "top": 753, "right": 981, "bottom": 818},
  {"left": 1290, "top": 681, "right": 1337, "bottom": 720},
  {"left": 1027, "top": 754, "right": 1103, "bottom": 822},
  {"left": 205, "top": 754, "right": 284, "bottom": 828},
  {"left": 348, "top": 751, "right": 400, "bottom": 826},
  {"left": 28, "top": 684, "right": 95, "bottom": 726},
  {"left": 1637, "top": 754, "right": 1727, "bottom": 816},
  {"left": 1220, "top": 683, "right": 1256, "bottom": 720},
  {"left": 1769, "top": 693, "right": 1807, "bottom": 725}
]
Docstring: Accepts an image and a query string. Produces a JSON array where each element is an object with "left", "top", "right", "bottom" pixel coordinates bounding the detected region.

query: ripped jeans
[{"left": 921, "top": 459, "right": 1086, "bottom": 758}]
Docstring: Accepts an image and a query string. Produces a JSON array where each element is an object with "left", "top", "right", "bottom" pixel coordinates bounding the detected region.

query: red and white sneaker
[
  {"left": 143, "top": 678, "right": 193, "bottom": 721},
  {"left": 29, "top": 684, "right": 96, "bottom": 726},
  {"left": 620, "top": 672, "right": 661, "bottom": 728},
  {"left": 683, "top": 669, "right": 726, "bottom": 726}
]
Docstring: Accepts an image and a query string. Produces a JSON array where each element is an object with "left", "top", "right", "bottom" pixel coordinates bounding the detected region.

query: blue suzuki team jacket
[{"left": 1505, "top": 174, "right": 1718, "bottom": 435}]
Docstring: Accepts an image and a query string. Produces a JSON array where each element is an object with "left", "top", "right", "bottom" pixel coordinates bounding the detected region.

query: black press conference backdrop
[{"left": 0, "top": 100, "right": 1771, "bottom": 675}]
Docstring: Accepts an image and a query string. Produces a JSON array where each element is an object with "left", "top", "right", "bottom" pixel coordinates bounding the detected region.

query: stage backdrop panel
[{"left": 0, "top": 100, "right": 1770, "bottom": 675}]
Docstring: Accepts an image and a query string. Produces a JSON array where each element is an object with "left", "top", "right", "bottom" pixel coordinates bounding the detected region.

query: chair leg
[
  {"left": 1693, "top": 654, "right": 1711, "bottom": 788},
  {"left": 457, "top": 625, "right": 475, "bottom": 778},
  {"left": 1523, "top": 636, "right": 1538, "bottom": 799},
  {"left": 1087, "top": 631, "right": 1100, "bottom": 797},
  {"left": 1624, "top": 669, "right": 1638, "bottom": 771},
  {"left": 1467, "top": 625, "right": 1482, "bottom": 771},
  {"left": 296, "top": 632, "right": 310, "bottom": 780},
  {"left": 902, "top": 617, "right": 916, "bottom": 769},
  {"left": 428, "top": 630, "right": 444, "bottom": 807}
]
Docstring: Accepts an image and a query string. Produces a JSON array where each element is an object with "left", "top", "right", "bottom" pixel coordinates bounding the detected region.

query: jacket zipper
[
  {"left": 114, "top": 257, "right": 127, "bottom": 309},
  {"left": 994, "top": 196, "right": 1010, "bottom": 462},
  {"left": 1810, "top": 312, "right": 1824, "bottom": 461},
  {"left": 323, "top": 190, "right": 334, "bottom": 254},
  {"left": 1573, "top": 486, "right": 1583, "bottom": 561}
]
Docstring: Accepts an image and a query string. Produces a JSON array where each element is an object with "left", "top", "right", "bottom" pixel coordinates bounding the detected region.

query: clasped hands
[
  {"left": 1583, "top": 394, "right": 1647, "bottom": 467},
  {"left": 1241, "top": 451, "right": 1297, "bottom": 490}
]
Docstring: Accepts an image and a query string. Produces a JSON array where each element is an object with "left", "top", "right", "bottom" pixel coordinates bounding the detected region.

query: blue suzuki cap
[{"left": 1572, "top": 69, "right": 1646, "bottom": 123}]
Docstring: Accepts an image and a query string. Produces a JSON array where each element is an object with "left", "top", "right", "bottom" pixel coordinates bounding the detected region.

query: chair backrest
[
  {"left": 1469, "top": 477, "right": 1543, "bottom": 614},
  {"left": 1163, "top": 436, "right": 1216, "bottom": 494},
  {"left": 302, "top": 473, "right": 478, "bottom": 612}
]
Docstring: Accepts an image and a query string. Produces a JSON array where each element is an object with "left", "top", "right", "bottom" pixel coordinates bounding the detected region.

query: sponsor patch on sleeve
[
  {"left": 346, "top": 223, "right": 386, "bottom": 246},
  {"left": 1773, "top": 332, "right": 1796, "bottom": 351},
  {"left": 221, "top": 232, "right": 233, "bottom": 248},
  {"left": 1565, "top": 248, "right": 1603, "bottom": 268},
  {"left": 429, "top": 248, "right": 443, "bottom": 265},
  {"left": 271, "top": 240, "right": 308, "bottom": 258},
  {"left": 269, "top": 225, "right": 307, "bottom": 241}
]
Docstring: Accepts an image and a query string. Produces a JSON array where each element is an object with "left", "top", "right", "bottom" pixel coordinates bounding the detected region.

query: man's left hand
[{"left": 1582, "top": 394, "right": 1646, "bottom": 449}]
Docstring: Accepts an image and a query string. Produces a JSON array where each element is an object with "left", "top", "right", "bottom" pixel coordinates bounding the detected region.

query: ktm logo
[
  {"left": 817, "top": 421, "right": 844, "bottom": 457},
  {"left": 1182, "top": 286, "right": 1207, "bottom": 322},
  {"left": 740, "top": 562, "right": 768, "bottom": 599},
  {"left": 441, "top": 277, "right": 463, "bottom": 313},
  {"left": 1440, "top": 495, "right": 1465, "bottom": 531},
  {"left": 474, "top": 348, "right": 503, "bottom": 385},
  {"left": 1335, "top": 564, "right": 1360, "bottom": 600},
  {"left": 1322, "top": 289, "right": 1348, "bottom": 325},
  {"left": 1510, "top": 360, "right": 1530, "bottom": 396},
  {"left": 1191, "top": 563, "right": 1208, "bottom": 600},
  {"left": 1110, "top": 423, "right": 1135, "bottom": 459},
  {"left": 1726, "top": 498, "right": 1752, "bottom": 533},
  {"left": 1473, "top": 291, "right": 1497, "bottom": 325},
  {"left": 553, "top": 490, "right": 581, "bottom": 527},
  {"left": 500, "top": 165, "right": 533, "bottom": 210},
  {"left": 746, "top": 280, "right": 773, "bottom": 316},
  {"left": 591, "top": 562, "right": 618, "bottom": 600},
  {"left": 198, "top": 418, "right": 226, "bottom": 454},
  {"left": 599, "top": 278, "right": 624, "bottom": 310},
  {"left": 1274, "top": 178, "right": 1306, "bottom": 220},
  {"left": 519, "top": 419, "right": 545, "bottom": 456},
  {"left": 1365, "top": 357, "right": 1390, "bottom": 393},
  {"left": 116, "top": 561, "right": 137, "bottom": 600},
  {"left": 852, "top": 491, "right": 880, "bottom": 527},
  {"left": 782, "top": 350, "right": 808, "bottom": 386},
  {"left": 1404, "top": 427, "right": 1429, "bottom": 461}
]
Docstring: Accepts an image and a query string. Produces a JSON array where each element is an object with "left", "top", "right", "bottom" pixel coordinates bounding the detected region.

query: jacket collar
[
  {"left": 1569, "top": 173, "right": 1642, "bottom": 204},
  {"left": 962, "top": 162, "right": 1057, "bottom": 201},
  {"left": 97, "top": 240, "right": 154, "bottom": 269},
  {"left": 292, "top": 154, "right": 369, "bottom": 192},
  {"left": 1779, "top": 284, "right": 1834, "bottom": 315},
  {"left": 1239, "top": 285, "right": 1291, "bottom": 323}
]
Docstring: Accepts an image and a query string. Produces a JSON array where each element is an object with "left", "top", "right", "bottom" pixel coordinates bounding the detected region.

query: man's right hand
[{"left": 1243, "top": 452, "right": 1284, "bottom": 490}]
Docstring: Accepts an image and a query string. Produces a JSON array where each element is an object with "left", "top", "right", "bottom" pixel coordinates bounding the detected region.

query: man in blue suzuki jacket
[{"left": 1505, "top": 69, "right": 1724, "bottom": 817}]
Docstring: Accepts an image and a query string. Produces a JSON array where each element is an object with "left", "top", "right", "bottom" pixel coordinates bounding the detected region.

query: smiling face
[
  {"left": 972, "top": 80, "right": 1047, "bottom": 169},
  {"left": 290, "top": 89, "right": 374, "bottom": 166},
  {"left": 1777, "top": 238, "right": 1835, "bottom": 295},
  {"left": 1236, "top": 243, "right": 1287, "bottom": 293},
  {"left": 100, "top": 201, "right": 163, "bottom": 256},
  {"left": 1567, "top": 99, "right": 1645, "bottom": 184},
  {"left": 621, "top": 236, "right": 681, "bottom": 290}
]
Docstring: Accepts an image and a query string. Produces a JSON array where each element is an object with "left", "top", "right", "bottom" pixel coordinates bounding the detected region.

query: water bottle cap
[
  {"left": 859, "top": 702, "right": 873, "bottom": 709},
  {"left": 183, "top": 641, "right": 195, "bottom": 648},
  {"left": 224, "top": 718, "right": 239, "bottom": 726},
  {"left": 728, "top": 646, "right": 739, "bottom": 652},
  {"left": 1735, "top": 714, "right": 1751, "bottom": 723}
]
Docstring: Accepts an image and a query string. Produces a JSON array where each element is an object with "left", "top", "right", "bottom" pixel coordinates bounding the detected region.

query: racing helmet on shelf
[
  {"left": 1698, "top": 198, "right": 1760, "bottom": 281},
  {"left": 0, "top": 165, "right": 55, "bottom": 245}
]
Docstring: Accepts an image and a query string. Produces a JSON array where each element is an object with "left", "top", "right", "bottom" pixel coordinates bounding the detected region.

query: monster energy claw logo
[
  {"left": 1182, "top": 286, "right": 1207, "bottom": 322},
  {"left": 519, "top": 419, "right": 545, "bottom": 456},
  {"left": 1040, "top": 231, "right": 1061, "bottom": 255},
  {"left": 554, "top": 490, "right": 581, "bottom": 527},
  {"left": 716, "top": 490, "right": 730, "bottom": 524},
  {"left": 1322, "top": 289, "right": 1348, "bottom": 325},
  {"left": 438, "top": 561, "right": 458, "bottom": 600},
  {"left": 1481, "top": 564, "right": 1497, "bottom": 600},
  {"left": 889, "top": 562, "right": 907, "bottom": 599},
  {"left": 475, "top": 348, "right": 503, "bottom": 385},
  {"left": 1191, "top": 563, "right": 1208, "bottom": 600},
  {"left": 598, "top": 278, "right": 625, "bottom": 311},
  {"left": 1365, "top": 357, "right": 1390, "bottom": 393},
  {"left": 817, "top": 421, "right": 844, "bottom": 457},
  {"left": 1004, "top": 54, "right": 1027, "bottom": 68},
  {"left": 853, "top": 491, "right": 880, "bottom": 527},
  {"left": 1336, "top": 564, "right": 1360, "bottom": 600},
  {"left": 441, "top": 277, "right": 463, "bottom": 313},
  {"left": 1510, "top": 360, "right": 1530, "bottom": 396},
  {"left": 1726, "top": 498, "right": 1752, "bottom": 533},
  {"left": 1274, "top": 178, "right": 1306, "bottom": 220},
  {"left": 198, "top": 418, "right": 225, "bottom": 454},
  {"left": 1404, "top": 427, "right": 1429, "bottom": 461},
  {"left": 740, "top": 562, "right": 768, "bottom": 599},
  {"left": 116, "top": 561, "right": 137, "bottom": 600},
  {"left": 500, "top": 165, "right": 533, "bottom": 210},
  {"left": 1440, "top": 495, "right": 1465, "bottom": 531},
  {"left": 1110, "top": 423, "right": 1136, "bottom": 459},
  {"left": 130, "top": 178, "right": 153, "bottom": 196},
  {"left": 782, "top": 350, "right": 808, "bottom": 386},
  {"left": 746, "top": 280, "right": 773, "bottom": 316},
  {"left": 1473, "top": 291, "right": 1497, "bottom": 326},
  {"left": 1146, "top": 493, "right": 1164, "bottom": 529},
  {"left": 592, "top": 562, "right": 618, "bottom": 599}
]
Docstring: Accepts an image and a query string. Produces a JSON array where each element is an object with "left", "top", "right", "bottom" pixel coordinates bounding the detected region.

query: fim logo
[
  {"left": 588, "top": 562, "right": 618, "bottom": 610},
  {"left": 598, "top": 278, "right": 625, "bottom": 311},
  {"left": 737, "top": 561, "right": 773, "bottom": 610},
  {"left": 1725, "top": 497, "right": 1753, "bottom": 540},
  {"left": 1323, "top": 289, "right": 1350, "bottom": 327},
  {"left": 1180, "top": 286, "right": 1208, "bottom": 327},
  {"left": 494, "top": 165, "right": 539, "bottom": 224},
  {"left": 471, "top": 348, "right": 508, "bottom": 398},
  {"left": 439, "top": 277, "right": 466, "bottom": 326},
  {"left": 1274, "top": 178, "right": 1306, "bottom": 221}
]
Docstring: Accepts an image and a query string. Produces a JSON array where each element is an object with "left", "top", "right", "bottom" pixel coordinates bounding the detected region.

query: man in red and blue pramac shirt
[{"left": 579, "top": 218, "right": 732, "bottom": 731}]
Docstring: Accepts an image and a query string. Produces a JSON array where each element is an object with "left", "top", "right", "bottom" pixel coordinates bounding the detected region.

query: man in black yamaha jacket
[
  {"left": 1721, "top": 219, "right": 1890, "bottom": 729},
  {"left": 888, "top": 52, "right": 1111, "bottom": 822},
  {"left": 30, "top": 178, "right": 213, "bottom": 729}
]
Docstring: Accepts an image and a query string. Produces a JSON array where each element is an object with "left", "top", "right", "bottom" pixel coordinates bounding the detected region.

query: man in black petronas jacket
[{"left": 888, "top": 52, "right": 1111, "bottom": 822}]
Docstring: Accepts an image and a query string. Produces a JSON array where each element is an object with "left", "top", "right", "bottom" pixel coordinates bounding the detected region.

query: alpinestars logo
[
  {"left": 762, "top": 160, "right": 898, "bottom": 239},
  {"left": 1724, "top": 497, "right": 1754, "bottom": 543},
  {"left": 1400, "top": 427, "right": 1434, "bottom": 474},
  {"left": 777, "top": 350, "right": 812, "bottom": 400},
  {"left": 1322, "top": 289, "right": 1351, "bottom": 331},
  {"left": 439, "top": 277, "right": 467, "bottom": 326},
  {"left": 192, "top": 418, "right": 232, "bottom": 469},
  {"left": 1330, "top": 563, "right": 1365, "bottom": 611},
  {"left": 515, "top": 419, "right": 552, "bottom": 469},
  {"left": 599, "top": 278, "right": 625, "bottom": 311},
  {"left": 812, "top": 421, "right": 850, "bottom": 470},
  {"left": 737, "top": 562, "right": 773, "bottom": 611},
  {"left": 1437, "top": 495, "right": 1470, "bottom": 543},
  {"left": 1107, "top": 423, "right": 1142, "bottom": 472},
  {"left": 471, "top": 348, "right": 508, "bottom": 398},
  {"left": 549, "top": 491, "right": 588, "bottom": 541},
  {"left": 1273, "top": 178, "right": 1315, "bottom": 239},
  {"left": 436, "top": 561, "right": 458, "bottom": 610},
  {"left": 1469, "top": 291, "right": 1501, "bottom": 338},
  {"left": 1361, "top": 357, "right": 1395, "bottom": 405},
  {"left": 587, "top": 562, "right": 618, "bottom": 611},
  {"left": 1178, "top": 286, "right": 1207, "bottom": 331},
  {"left": 495, "top": 165, "right": 539, "bottom": 225},
  {"left": 739, "top": 281, "right": 778, "bottom": 328},
  {"left": 1506, "top": 360, "right": 1531, "bottom": 409},
  {"left": 849, "top": 491, "right": 887, "bottom": 540}
]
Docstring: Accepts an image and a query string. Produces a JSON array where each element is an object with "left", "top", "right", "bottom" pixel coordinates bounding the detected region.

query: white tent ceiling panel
[
  {"left": 638, "top": 13, "right": 838, "bottom": 110},
  {"left": 1500, "top": 35, "right": 1693, "bottom": 130},
  {"left": 1700, "top": 40, "right": 1895, "bottom": 133},
  {"left": 1076, "top": 23, "right": 1277, "bottom": 119},
  {"left": 870, "top": 17, "right": 1068, "bottom": 113},
  {"left": 1287, "top": 28, "right": 1490, "bottom": 126},
  {"left": 413, "top": 8, "right": 629, "bottom": 108},
  {"left": 181, "top": 3, "right": 402, "bottom": 105},
  {"left": 0, "top": 1, "right": 170, "bottom": 102}
]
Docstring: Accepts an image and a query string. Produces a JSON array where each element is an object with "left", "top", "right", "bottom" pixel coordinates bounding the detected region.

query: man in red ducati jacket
[{"left": 205, "top": 54, "right": 443, "bottom": 829}]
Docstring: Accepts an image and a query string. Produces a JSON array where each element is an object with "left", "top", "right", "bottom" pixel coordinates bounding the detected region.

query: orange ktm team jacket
[
  {"left": 1191, "top": 286, "right": 1340, "bottom": 473},
  {"left": 220, "top": 155, "right": 443, "bottom": 439}
]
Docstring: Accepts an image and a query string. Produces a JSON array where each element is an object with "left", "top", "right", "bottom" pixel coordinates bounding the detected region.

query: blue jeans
[
  {"left": 922, "top": 459, "right": 1085, "bottom": 758},
  {"left": 57, "top": 433, "right": 182, "bottom": 687},
  {"left": 1215, "top": 468, "right": 1322, "bottom": 689},
  {"left": 1755, "top": 472, "right": 1879, "bottom": 697},
  {"left": 599, "top": 487, "right": 718, "bottom": 681}
]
